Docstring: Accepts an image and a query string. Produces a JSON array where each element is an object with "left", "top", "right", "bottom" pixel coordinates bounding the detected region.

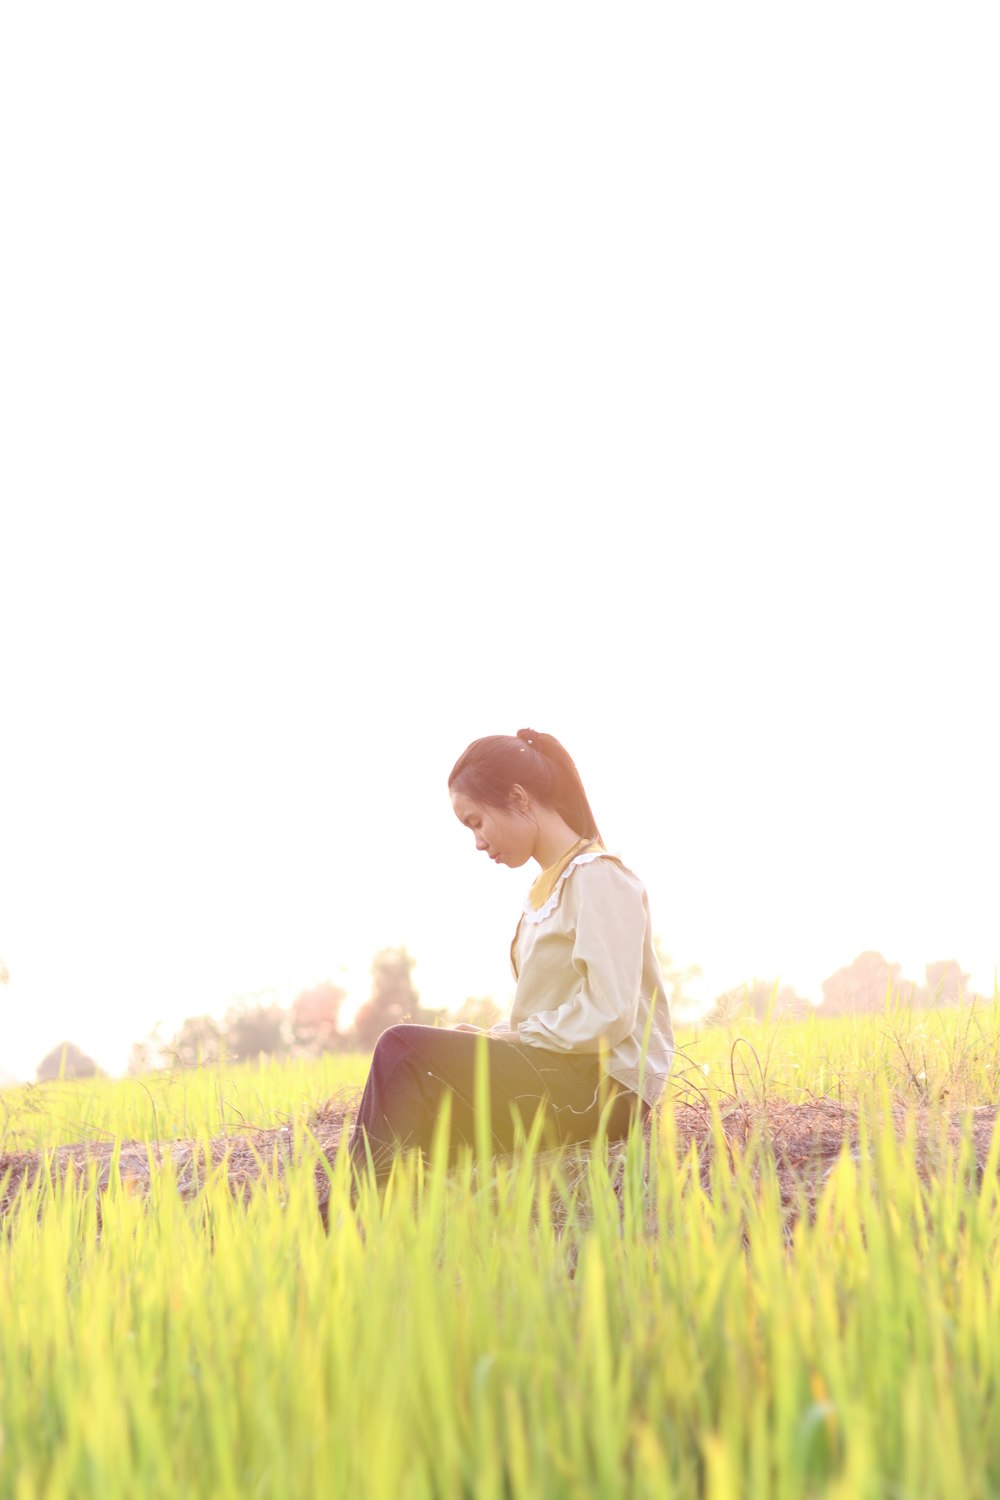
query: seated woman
[{"left": 344, "top": 728, "right": 674, "bottom": 1196}]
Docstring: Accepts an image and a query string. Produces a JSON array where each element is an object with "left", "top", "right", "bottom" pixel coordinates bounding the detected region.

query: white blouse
[{"left": 490, "top": 850, "right": 674, "bottom": 1107}]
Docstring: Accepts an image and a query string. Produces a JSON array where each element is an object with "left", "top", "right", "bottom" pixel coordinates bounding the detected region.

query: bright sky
[{"left": 2, "top": 5, "right": 998, "bottom": 1082}]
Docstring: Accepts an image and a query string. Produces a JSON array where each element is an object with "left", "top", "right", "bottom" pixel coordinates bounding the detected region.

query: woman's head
[{"left": 448, "top": 729, "right": 602, "bottom": 868}]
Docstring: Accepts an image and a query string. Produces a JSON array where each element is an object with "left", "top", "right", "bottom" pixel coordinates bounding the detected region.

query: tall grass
[
  {"left": 5, "top": 996, "right": 1000, "bottom": 1152},
  {"left": 0, "top": 1052, "right": 366, "bottom": 1151},
  {"left": 2, "top": 1003, "right": 1000, "bottom": 1498},
  {"left": 669, "top": 992, "right": 1000, "bottom": 1111}
]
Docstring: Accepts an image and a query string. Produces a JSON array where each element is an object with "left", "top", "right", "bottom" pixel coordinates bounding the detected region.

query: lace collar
[{"left": 520, "top": 849, "right": 610, "bottom": 925}]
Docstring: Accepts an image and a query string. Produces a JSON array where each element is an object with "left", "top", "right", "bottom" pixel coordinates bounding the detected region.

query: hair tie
[{"left": 516, "top": 727, "right": 541, "bottom": 750}]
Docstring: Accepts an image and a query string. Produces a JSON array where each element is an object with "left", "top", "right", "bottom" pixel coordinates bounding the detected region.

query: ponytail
[{"left": 449, "top": 729, "right": 602, "bottom": 843}]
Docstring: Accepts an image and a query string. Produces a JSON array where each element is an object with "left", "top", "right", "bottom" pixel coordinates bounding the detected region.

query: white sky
[{"left": 2, "top": 4, "right": 998, "bottom": 1081}]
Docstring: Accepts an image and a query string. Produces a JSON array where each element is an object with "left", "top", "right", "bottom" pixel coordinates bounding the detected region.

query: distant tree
[
  {"left": 451, "top": 995, "right": 502, "bottom": 1031},
  {"left": 36, "top": 1042, "right": 101, "bottom": 1082},
  {"left": 225, "top": 1003, "right": 290, "bottom": 1063},
  {"left": 291, "top": 981, "right": 347, "bottom": 1056},
  {"left": 896, "top": 960, "right": 987, "bottom": 1010},
  {"left": 352, "top": 947, "right": 445, "bottom": 1049},
  {"left": 169, "top": 1014, "right": 225, "bottom": 1068},
  {"left": 705, "top": 980, "right": 812, "bottom": 1026},
  {"left": 923, "top": 959, "right": 973, "bottom": 1007},
  {"left": 817, "top": 952, "right": 904, "bottom": 1016}
]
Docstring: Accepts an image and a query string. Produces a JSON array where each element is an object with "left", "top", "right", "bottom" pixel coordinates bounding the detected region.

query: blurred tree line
[
  {"left": 704, "top": 951, "right": 989, "bottom": 1025},
  {"left": 127, "top": 946, "right": 454, "bottom": 1076},
  {"left": 25, "top": 943, "right": 992, "bottom": 1081}
]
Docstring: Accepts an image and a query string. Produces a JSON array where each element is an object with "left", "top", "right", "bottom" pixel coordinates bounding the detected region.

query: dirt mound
[{"left": 2, "top": 1095, "right": 997, "bottom": 1224}]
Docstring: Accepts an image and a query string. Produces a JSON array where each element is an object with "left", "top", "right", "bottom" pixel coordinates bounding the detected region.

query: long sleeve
[{"left": 516, "top": 860, "right": 645, "bottom": 1054}]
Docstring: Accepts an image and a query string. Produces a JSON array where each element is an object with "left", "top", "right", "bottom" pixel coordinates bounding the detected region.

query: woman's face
[{"left": 450, "top": 787, "right": 537, "bottom": 869}]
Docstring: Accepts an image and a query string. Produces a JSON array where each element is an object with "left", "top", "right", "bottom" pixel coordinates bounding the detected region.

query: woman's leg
[{"left": 346, "top": 1024, "right": 646, "bottom": 1190}]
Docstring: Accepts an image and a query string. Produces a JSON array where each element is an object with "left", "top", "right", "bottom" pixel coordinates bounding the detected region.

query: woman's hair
[{"left": 448, "top": 729, "right": 602, "bottom": 843}]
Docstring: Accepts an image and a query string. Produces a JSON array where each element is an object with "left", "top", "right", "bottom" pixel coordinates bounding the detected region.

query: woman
[{"left": 345, "top": 728, "right": 674, "bottom": 1194}]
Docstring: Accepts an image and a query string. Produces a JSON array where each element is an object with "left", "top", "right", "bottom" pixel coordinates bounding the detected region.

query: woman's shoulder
[
  {"left": 521, "top": 848, "right": 644, "bottom": 925},
  {"left": 568, "top": 850, "right": 646, "bottom": 900}
]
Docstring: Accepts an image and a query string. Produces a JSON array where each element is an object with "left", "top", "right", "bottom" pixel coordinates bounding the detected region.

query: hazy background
[{"left": 2, "top": 3, "right": 997, "bottom": 1080}]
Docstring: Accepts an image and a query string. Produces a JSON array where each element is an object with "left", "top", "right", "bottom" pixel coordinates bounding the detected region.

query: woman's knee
[{"left": 372, "top": 1023, "right": 421, "bottom": 1064}]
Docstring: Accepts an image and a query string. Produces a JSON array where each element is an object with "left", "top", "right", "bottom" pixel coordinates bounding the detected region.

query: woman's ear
[{"left": 508, "top": 783, "right": 532, "bottom": 814}]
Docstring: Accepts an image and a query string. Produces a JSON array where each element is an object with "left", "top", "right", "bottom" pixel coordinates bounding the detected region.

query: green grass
[
  {"left": 669, "top": 993, "right": 1000, "bottom": 1110},
  {"left": 2, "top": 1001, "right": 1000, "bottom": 1499},
  {"left": 0, "top": 1052, "right": 367, "bottom": 1152}
]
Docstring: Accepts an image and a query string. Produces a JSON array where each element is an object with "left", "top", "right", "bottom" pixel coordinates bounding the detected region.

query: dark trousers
[{"left": 346, "top": 1024, "right": 648, "bottom": 1189}]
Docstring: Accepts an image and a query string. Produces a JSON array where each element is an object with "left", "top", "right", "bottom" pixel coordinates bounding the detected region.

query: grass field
[{"left": 2, "top": 999, "right": 1000, "bottom": 1499}]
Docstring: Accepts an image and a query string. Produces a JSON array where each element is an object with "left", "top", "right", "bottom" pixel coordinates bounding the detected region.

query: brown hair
[{"left": 448, "top": 729, "right": 602, "bottom": 843}]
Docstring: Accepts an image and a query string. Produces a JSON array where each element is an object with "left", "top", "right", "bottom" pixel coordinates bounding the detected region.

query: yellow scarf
[{"left": 527, "top": 836, "right": 604, "bottom": 911}]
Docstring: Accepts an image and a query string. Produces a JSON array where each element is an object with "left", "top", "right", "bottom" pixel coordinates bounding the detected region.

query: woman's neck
[{"left": 531, "top": 810, "right": 589, "bottom": 871}]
